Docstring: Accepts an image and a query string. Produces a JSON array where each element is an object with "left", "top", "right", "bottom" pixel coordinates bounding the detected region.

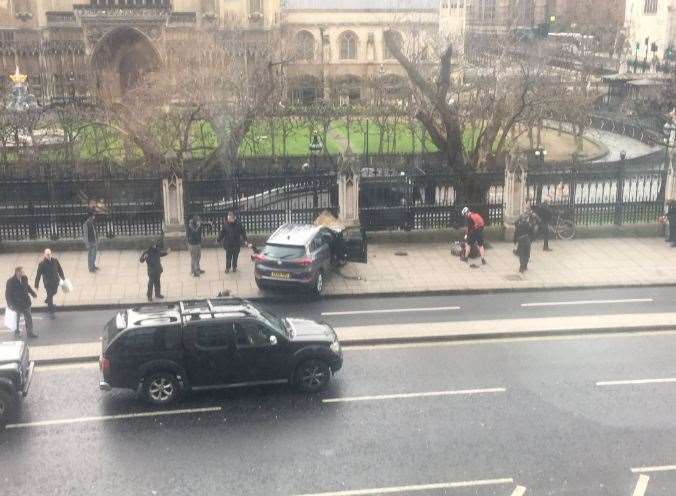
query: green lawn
[{"left": 2, "top": 118, "right": 496, "bottom": 164}]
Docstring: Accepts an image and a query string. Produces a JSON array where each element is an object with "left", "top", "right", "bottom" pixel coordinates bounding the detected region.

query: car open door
[{"left": 343, "top": 226, "right": 367, "bottom": 264}]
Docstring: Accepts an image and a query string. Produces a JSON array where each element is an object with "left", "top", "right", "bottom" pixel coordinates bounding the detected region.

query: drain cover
[
  {"left": 504, "top": 275, "right": 523, "bottom": 281},
  {"left": 394, "top": 251, "right": 408, "bottom": 256}
]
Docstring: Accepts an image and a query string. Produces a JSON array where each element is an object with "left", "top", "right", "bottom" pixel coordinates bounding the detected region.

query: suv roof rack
[{"left": 177, "top": 297, "right": 252, "bottom": 321}]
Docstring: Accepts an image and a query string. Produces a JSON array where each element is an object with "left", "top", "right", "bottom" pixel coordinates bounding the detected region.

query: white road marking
[
  {"left": 321, "top": 306, "right": 460, "bottom": 316},
  {"left": 322, "top": 388, "right": 506, "bottom": 404},
  {"left": 631, "top": 465, "right": 676, "bottom": 473},
  {"left": 521, "top": 298, "right": 653, "bottom": 308},
  {"left": 596, "top": 377, "right": 676, "bottom": 387},
  {"left": 6, "top": 407, "right": 222, "bottom": 429},
  {"left": 511, "top": 486, "right": 527, "bottom": 496},
  {"left": 631, "top": 475, "right": 650, "bottom": 496},
  {"left": 293, "top": 478, "right": 514, "bottom": 496}
]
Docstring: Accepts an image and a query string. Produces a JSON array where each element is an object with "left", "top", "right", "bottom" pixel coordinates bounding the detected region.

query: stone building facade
[
  {"left": 623, "top": 0, "right": 675, "bottom": 67},
  {"left": 0, "top": 0, "right": 447, "bottom": 103}
]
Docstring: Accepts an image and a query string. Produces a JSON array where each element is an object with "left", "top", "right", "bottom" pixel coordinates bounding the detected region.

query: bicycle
[{"left": 547, "top": 210, "right": 576, "bottom": 240}]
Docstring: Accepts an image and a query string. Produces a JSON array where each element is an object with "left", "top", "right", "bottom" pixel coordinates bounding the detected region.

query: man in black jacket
[
  {"left": 532, "top": 200, "right": 554, "bottom": 251},
  {"left": 5, "top": 267, "right": 37, "bottom": 338},
  {"left": 186, "top": 215, "right": 208, "bottom": 277},
  {"left": 140, "top": 241, "right": 169, "bottom": 301},
  {"left": 217, "top": 211, "right": 249, "bottom": 273},
  {"left": 35, "top": 248, "right": 65, "bottom": 315},
  {"left": 514, "top": 212, "right": 536, "bottom": 273}
]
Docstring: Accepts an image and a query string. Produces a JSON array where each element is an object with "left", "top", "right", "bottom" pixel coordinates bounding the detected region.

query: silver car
[{"left": 253, "top": 223, "right": 367, "bottom": 295}]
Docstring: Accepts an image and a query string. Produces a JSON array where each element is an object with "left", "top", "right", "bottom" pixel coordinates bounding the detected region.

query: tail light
[
  {"left": 253, "top": 253, "right": 268, "bottom": 263},
  {"left": 99, "top": 355, "right": 110, "bottom": 373},
  {"left": 296, "top": 257, "right": 313, "bottom": 267}
]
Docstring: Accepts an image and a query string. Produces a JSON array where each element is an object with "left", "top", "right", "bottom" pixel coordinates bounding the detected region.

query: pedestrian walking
[
  {"left": 140, "top": 241, "right": 168, "bottom": 302},
  {"left": 514, "top": 212, "right": 536, "bottom": 273},
  {"left": 666, "top": 201, "right": 676, "bottom": 247},
  {"left": 217, "top": 211, "right": 249, "bottom": 273},
  {"left": 35, "top": 249, "right": 65, "bottom": 315},
  {"left": 5, "top": 267, "right": 37, "bottom": 338},
  {"left": 533, "top": 200, "right": 554, "bottom": 251},
  {"left": 82, "top": 212, "right": 99, "bottom": 272},
  {"left": 186, "top": 215, "right": 208, "bottom": 277},
  {"left": 460, "top": 207, "right": 486, "bottom": 266}
]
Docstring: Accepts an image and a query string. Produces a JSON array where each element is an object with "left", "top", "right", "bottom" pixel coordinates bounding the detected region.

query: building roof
[{"left": 282, "top": 0, "right": 438, "bottom": 11}]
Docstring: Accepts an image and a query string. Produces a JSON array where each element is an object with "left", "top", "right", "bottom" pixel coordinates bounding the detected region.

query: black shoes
[
  {"left": 232, "top": 268, "right": 237, "bottom": 273},
  {"left": 198, "top": 269, "right": 205, "bottom": 274},
  {"left": 543, "top": 247, "right": 553, "bottom": 252},
  {"left": 481, "top": 259, "right": 487, "bottom": 265}
]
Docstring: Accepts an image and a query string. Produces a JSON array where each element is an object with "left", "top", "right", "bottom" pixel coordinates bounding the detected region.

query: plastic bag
[
  {"left": 4, "top": 308, "right": 17, "bottom": 331},
  {"left": 59, "top": 278, "right": 73, "bottom": 294}
]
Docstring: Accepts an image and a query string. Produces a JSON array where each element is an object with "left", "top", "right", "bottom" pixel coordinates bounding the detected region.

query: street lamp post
[
  {"left": 533, "top": 147, "right": 547, "bottom": 203},
  {"left": 309, "top": 131, "right": 323, "bottom": 210}
]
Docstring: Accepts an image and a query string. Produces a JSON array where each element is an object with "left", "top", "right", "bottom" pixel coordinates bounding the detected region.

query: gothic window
[
  {"left": 249, "top": 0, "right": 263, "bottom": 15},
  {"left": 294, "top": 31, "right": 315, "bottom": 62},
  {"left": 644, "top": 0, "right": 658, "bottom": 14},
  {"left": 339, "top": 31, "right": 358, "bottom": 60}
]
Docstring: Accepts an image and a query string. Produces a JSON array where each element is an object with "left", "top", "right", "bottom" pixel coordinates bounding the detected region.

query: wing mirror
[{"left": 269, "top": 335, "right": 278, "bottom": 346}]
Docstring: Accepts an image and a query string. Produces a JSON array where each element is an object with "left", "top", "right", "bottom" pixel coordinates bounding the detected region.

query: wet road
[
  {"left": 2, "top": 329, "right": 676, "bottom": 495},
  {"left": 4, "top": 285, "right": 676, "bottom": 347}
]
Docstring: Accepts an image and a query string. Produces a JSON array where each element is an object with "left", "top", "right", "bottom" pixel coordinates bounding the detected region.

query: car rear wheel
[
  {"left": 312, "top": 271, "right": 324, "bottom": 296},
  {"left": 143, "top": 372, "right": 180, "bottom": 406},
  {"left": 293, "top": 359, "right": 330, "bottom": 393},
  {"left": 0, "top": 389, "right": 16, "bottom": 427}
]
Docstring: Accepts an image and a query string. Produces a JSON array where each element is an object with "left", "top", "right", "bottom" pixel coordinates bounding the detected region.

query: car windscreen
[{"left": 262, "top": 244, "right": 306, "bottom": 260}]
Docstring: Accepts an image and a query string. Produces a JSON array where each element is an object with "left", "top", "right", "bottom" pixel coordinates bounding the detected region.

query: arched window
[
  {"left": 249, "top": 0, "right": 262, "bottom": 15},
  {"left": 383, "top": 30, "right": 403, "bottom": 60},
  {"left": 295, "top": 31, "right": 315, "bottom": 62},
  {"left": 339, "top": 31, "right": 358, "bottom": 60}
]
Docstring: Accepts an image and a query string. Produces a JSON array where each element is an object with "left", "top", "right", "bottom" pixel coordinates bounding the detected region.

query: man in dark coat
[
  {"left": 5, "top": 266, "right": 37, "bottom": 338},
  {"left": 217, "top": 211, "right": 249, "bottom": 273},
  {"left": 35, "top": 248, "right": 65, "bottom": 315},
  {"left": 82, "top": 213, "right": 99, "bottom": 272},
  {"left": 186, "top": 215, "right": 209, "bottom": 277},
  {"left": 514, "top": 212, "right": 536, "bottom": 273},
  {"left": 140, "top": 241, "right": 169, "bottom": 301},
  {"left": 532, "top": 200, "right": 554, "bottom": 251}
]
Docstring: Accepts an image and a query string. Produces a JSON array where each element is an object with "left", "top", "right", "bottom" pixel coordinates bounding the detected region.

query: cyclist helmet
[{"left": 461, "top": 207, "right": 470, "bottom": 217}]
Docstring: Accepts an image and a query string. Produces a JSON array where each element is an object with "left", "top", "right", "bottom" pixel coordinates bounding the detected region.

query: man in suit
[
  {"left": 82, "top": 213, "right": 99, "bottom": 273},
  {"left": 35, "top": 249, "right": 65, "bottom": 315},
  {"left": 5, "top": 266, "right": 38, "bottom": 338}
]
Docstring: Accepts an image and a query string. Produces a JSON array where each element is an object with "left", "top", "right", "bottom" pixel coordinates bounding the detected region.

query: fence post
[
  {"left": 337, "top": 153, "right": 360, "bottom": 227},
  {"left": 162, "top": 167, "right": 185, "bottom": 234},
  {"left": 614, "top": 155, "right": 626, "bottom": 225},
  {"left": 503, "top": 154, "right": 527, "bottom": 240}
]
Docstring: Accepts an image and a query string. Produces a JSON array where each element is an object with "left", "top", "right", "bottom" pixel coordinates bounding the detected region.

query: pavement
[
  {"left": 1, "top": 237, "right": 675, "bottom": 313},
  {"left": 2, "top": 328, "right": 676, "bottom": 495}
]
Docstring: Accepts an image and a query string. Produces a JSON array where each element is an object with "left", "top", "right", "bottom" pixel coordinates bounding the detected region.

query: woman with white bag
[{"left": 35, "top": 249, "right": 66, "bottom": 315}]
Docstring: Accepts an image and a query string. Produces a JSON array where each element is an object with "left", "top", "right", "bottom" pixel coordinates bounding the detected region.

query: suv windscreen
[{"left": 262, "top": 244, "right": 306, "bottom": 259}]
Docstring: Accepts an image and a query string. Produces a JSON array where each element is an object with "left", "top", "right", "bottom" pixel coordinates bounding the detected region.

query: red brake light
[
  {"left": 253, "top": 253, "right": 268, "bottom": 262},
  {"left": 297, "top": 257, "right": 313, "bottom": 266},
  {"left": 100, "top": 356, "right": 110, "bottom": 372}
]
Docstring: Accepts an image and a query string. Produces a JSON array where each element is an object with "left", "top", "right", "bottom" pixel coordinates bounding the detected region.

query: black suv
[
  {"left": 0, "top": 341, "right": 34, "bottom": 427},
  {"left": 99, "top": 298, "right": 343, "bottom": 405}
]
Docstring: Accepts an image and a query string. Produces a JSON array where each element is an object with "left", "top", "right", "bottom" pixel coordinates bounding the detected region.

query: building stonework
[{"left": 623, "top": 0, "right": 675, "bottom": 69}]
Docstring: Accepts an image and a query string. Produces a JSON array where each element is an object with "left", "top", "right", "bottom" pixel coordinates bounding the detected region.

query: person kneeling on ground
[
  {"left": 140, "top": 241, "right": 169, "bottom": 302},
  {"left": 460, "top": 207, "right": 486, "bottom": 266}
]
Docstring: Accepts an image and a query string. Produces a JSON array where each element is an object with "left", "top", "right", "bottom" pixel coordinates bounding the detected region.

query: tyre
[
  {"left": 293, "top": 359, "right": 331, "bottom": 393},
  {"left": 557, "top": 220, "right": 576, "bottom": 240},
  {"left": 312, "top": 271, "right": 325, "bottom": 296},
  {"left": 142, "top": 372, "right": 180, "bottom": 406},
  {"left": 0, "top": 389, "right": 16, "bottom": 428}
]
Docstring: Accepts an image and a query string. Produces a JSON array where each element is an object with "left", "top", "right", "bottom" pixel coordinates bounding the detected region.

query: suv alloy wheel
[
  {"left": 143, "top": 372, "right": 180, "bottom": 406},
  {"left": 294, "top": 359, "right": 330, "bottom": 392},
  {"left": 0, "top": 389, "right": 15, "bottom": 427},
  {"left": 313, "top": 271, "right": 324, "bottom": 296}
]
